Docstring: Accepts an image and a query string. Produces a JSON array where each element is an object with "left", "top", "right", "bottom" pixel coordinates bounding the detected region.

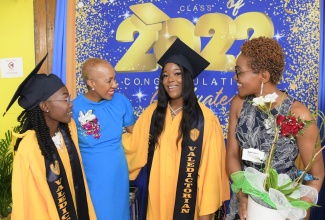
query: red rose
[
  {"left": 279, "top": 115, "right": 304, "bottom": 138},
  {"left": 280, "top": 122, "right": 290, "bottom": 137},
  {"left": 298, "top": 122, "right": 305, "bottom": 130},
  {"left": 276, "top": 115, "right": 286, "bottom": 125},
  {"left": 289, "top": 116, "right": 297, "bottom": 124}
]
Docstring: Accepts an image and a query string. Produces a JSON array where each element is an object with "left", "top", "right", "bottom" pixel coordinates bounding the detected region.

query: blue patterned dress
[
  {"left": 226, "top": 94, "right": 299, "bottom": 220},
  {"left": 72, "top": 93, "right": 135, "bottom": 220}
]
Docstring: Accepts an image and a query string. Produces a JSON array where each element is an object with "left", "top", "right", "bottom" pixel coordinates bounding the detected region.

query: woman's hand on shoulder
[{"left": 125, "top": 124, "right": 134, "bottom": 133}]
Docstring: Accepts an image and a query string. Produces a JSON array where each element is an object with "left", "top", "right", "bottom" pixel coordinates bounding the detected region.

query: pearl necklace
[
  {"left": 52, "top": 130, "right": 62, "bottom": 150},
  {"left": 168, "top": 103, "right": 183, "bottom": 119}
]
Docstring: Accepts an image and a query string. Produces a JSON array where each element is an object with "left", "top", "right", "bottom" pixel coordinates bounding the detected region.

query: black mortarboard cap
[
  {"left": 3, "top": 54, "right": 65, "bottom": 116},
  {"left": 157, "top": 38, "right": 210, "bottom": 79}
]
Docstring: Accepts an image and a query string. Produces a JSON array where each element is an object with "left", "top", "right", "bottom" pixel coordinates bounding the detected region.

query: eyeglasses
[
  {"left": 234, "top": 68, "right": 254, "bottom": 78},
  {"left": 47, "top": 94, "right": 71, "bottom": 103}
]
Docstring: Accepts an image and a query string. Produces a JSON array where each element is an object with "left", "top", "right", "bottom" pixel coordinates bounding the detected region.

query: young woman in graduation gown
[
  {"left": 5, "top": 55, "right": 96, "bottom": 220},
  {"left": 123, "top": 39, "right": 230, "bottom": 220}
]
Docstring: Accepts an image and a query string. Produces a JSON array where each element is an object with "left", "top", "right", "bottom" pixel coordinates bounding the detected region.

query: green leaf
[
  {"left": 0, "top": 128, "right": 16, "bottom": 217},
  {"left": 278, "top": 181, "right": 294, "bottom": 190},
  {"left": 279, "top": 186, "right": 299, "bottom": 196},
  {"left": 267, "top": 168, "right": 278, "bottom": 190},
  {"left": 289, "top": 197, "right": 320, "bottom": 209}
]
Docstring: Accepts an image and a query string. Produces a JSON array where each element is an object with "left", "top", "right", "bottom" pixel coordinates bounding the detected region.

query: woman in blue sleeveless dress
[
  {"left": 226, "top": 37, "right": 324, "bottom": 220},
  {"left": 72, "top": 58, "right": 135, "bottom": 220}
]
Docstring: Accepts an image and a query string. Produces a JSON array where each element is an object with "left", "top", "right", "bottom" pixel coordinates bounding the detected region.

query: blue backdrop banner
[
  {"left": 73, "top": 0, "right": 323, "bottom": 219},
  {"left": 311, "top": 0, "right": 325, "bottom": 218},
  {"left": 74, "top": 0, "right": 321, "bottom": 136}
]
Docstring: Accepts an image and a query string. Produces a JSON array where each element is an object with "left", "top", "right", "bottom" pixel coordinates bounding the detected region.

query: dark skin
[
  {"left": 83, "top": 60, "right": 133, "bottom": 133},
  {"left": 227, "top": 54, "right": 324, "bottom": 220},
  {"left": 162, "top": 63, "right": 184, "bottom": 113},
  {"left": 162, "top": 62, "right": 212, "bottom": 220},
  {"left": 39, "top": 86, "right": 73, "bottom": 137}
]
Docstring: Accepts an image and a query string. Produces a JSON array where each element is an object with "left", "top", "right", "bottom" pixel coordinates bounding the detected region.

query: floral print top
[{"left": 235, "top": 93, "right": 299, "bottom": 180}]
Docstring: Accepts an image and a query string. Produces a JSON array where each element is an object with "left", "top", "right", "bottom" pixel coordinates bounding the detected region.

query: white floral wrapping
[{"left": 242, "top": 167, "right": 318, "bottom": 220}]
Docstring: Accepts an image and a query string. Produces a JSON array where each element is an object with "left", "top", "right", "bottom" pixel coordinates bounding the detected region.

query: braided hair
[{"left": 14, "top": 106, "right": 72, "bottom": 163}]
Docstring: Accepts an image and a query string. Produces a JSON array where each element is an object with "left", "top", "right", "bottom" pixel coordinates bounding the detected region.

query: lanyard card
[{"left": 242, "top": 148, "right": 265, "bottom": 163}]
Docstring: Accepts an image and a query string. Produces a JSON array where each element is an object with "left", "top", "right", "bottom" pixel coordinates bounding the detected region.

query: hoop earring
[{"left": 260, "top": 82, "right": 264, "bottom": 96}]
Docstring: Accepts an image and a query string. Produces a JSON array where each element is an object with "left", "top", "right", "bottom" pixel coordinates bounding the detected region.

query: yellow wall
[{"left": 0, "top": 0, "right": 35, "bottom": 139}]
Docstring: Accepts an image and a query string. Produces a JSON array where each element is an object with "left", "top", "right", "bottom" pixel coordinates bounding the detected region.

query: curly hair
[
  {"left": 14, "top": 107, "right": 72, "bottom": 163},
  {"left": 240, "top": 36, "right": 285, "bottom": 84},
  {"left": 150, "top": 64, "right": 197, "bottom": 151}
]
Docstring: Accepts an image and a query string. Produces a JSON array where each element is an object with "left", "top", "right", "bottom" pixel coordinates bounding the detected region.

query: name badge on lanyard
[{"left": 242, "top": 148, "right": 265, "bottom": 163}]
